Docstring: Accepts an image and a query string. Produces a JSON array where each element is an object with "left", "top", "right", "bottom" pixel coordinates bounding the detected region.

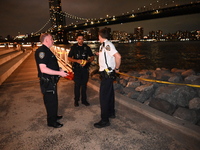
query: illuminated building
[
  {"left": 49, "top": 0, "right": 66, "bottom": 28},
  {"left": 89, "top": 28, "right": 99, "bottom": 40},
  {"left": 134, "top": 27, "right": 143, "bottom": 40},
  {"left": 49, "top": 0, "right": 67, "bottom": 43}
]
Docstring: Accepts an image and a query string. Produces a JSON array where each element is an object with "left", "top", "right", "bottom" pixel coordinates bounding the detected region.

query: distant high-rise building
[
  {"left": 149, "top": 31, "right": 156, "bottom": 39},
  {"left": 134, "top": 27, "right": 143, "bottom": 39},
  {"left": 89, "top": 28, "right": 99, "bottom": 40},
  {"left": 196, "top": 31, "right": 200, "bottom": 40},
  {"left": 156, "top": 30, "right": 163, "bottom": 40},
  {"left": 112, "top": 31, "right": 128, "bottom": 41},
  {"left": 49, "top": 0, "right": 66, "bottom": 29}
]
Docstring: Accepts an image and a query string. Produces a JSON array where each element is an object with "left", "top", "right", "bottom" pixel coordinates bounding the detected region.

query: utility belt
[
  {"left": 39, "top": 76, "right": 60, "bottom": 94},
  {"left": 72, "top": 63, "right": 89, "bottom": 70},
  {"left": 100, "top": 68, "right": 116, "bottom": 80}
]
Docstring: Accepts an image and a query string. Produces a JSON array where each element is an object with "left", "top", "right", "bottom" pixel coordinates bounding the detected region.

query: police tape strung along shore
[{"left": 117, "top": 72, "right": 200, "bottom": 88}]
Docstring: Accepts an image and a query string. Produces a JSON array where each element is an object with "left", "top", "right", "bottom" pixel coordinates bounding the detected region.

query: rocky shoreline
[{"left": 91, "top": 67, "right": 200, "bottom": 126}]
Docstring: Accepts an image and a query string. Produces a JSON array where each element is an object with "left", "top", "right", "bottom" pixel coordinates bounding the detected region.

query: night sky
[{"left": 0, "top": 0, "right": 199, "bottom": 38}]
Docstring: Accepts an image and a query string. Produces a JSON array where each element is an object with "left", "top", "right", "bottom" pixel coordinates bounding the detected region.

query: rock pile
[{"left": 91, "top": 68, "right": 200, "bottom": 126}]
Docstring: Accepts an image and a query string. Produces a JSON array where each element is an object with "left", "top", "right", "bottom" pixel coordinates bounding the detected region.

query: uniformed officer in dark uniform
[
  {"left": 94, "top": 28, "right": 121, "bottom": 128},
  {"left": 35, "top": 33, "right": 67, "bottom": 128},
  {"left": 68, "top": 33, "right": 94, "bottom": 107}
]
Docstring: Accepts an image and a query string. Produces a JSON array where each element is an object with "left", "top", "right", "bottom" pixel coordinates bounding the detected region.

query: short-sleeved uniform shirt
[
  {"left": 68, "top": 43, "right": 94, "bottom": 68},
  {"left": 35, "top": 44, "right": 59, "bottom": 78},
  {"left": 99, "top": 39, "right": 118, "bottom": 71}
]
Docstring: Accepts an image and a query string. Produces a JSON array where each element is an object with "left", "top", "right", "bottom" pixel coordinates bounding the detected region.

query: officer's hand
[
  {"left": 59, "top": 67, "right": 63, "bottom": 71},
  {"left": 76, "top": 59, "right": 82, "bottom": 64},
  {"left": 115, "top": 69, "right": 119, "bottom": 73},
  {"left": 81, "top": 60, "right": 87, "bottom": 66},
  {"left": 59, "top": 70, "right": 68, "bottom": 77},
  {"left": 95, "top": 52, "right": 99, "bottom": 55}
]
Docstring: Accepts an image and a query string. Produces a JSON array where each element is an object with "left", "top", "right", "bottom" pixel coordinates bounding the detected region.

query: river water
[{"left": 64, "top": 41, "right": 200, "bottom": 72}]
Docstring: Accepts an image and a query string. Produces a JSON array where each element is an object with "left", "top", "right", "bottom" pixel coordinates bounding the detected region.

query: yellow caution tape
[{"left": 117, "top": 72, "right": 200, "bottom": 88}]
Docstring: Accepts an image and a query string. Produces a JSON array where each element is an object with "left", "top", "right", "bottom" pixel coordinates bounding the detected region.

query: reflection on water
[
  {"left": 62, "top": 41, "right": 200, "bottom": 72},
  {"left": 114, "top": 41, "right": 200, "bottom": 72}
]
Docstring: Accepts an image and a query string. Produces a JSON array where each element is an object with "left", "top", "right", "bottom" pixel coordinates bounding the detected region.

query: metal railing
[{"left": 51, "top": 46, "right": 73, "bottom": 71}]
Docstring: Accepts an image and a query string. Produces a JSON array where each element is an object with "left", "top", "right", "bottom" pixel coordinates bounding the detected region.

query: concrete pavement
[{"left": 0, "top": 52, "right": 200, "bottom": 150}]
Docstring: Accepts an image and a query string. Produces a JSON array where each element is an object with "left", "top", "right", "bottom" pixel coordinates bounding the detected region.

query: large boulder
[
  {"left": 136, "top": 85, "right": 155, "bottom": 103},
  {"left": 189, "top": 97, "right": 200, "bottom": 110},
  {"left": 154, "top": 85, "right": 197, "bottom": 107},
  {"left": 171, "top": 68, "right": 185, "bottom": 73},
  {"left": 135, "top": 84, "right": 154, "bottom": 92},
  {"left": 191, "top": 78, "right": 200, "bottom": 85},
  {"left": 119, "top": 78, "right": 128, "bottom": 87},
  {"left": 173, "top": 107, "right": 199, "bottom": 124},
  {"left": 155, "top": 69, "right": 173, "bottom": 81},
  {"left": 114, "top": 83, "right": 124, "bottom": 94},
  {"left": 123, "top": 87, "right": 135, "bottom": 95},
  {"left": 138, "top": 75, "right": 155, "bottom": 85},
  {"left": 181, "top": 69, "right": 195, "bottom": 77},
  {"left": 184, "top": 75, "right": 200, "bottom": 84},
  {"left": 126, "top": 80, "right": 140, "bottom": 88},
  {"left": 168, "top": 74, "right": 183, "bottom": 83},
  {"left": 127, "top": 90, "right": 140, "bottom": 99},
  {"left": 149, "top": 98, "right": 176, "bottom": 115}
]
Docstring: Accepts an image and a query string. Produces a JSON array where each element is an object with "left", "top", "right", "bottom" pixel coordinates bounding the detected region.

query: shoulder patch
[
  {"left": 105, "top": 45, "right": 110, "bottom": 51},
  {"left": 39, "top": 52, "right": 45, "bottom": 59}
]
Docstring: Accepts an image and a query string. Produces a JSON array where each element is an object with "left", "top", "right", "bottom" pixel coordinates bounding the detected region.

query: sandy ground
[{"left": 0, "top": 52, "right": 200, "bottom": 150}]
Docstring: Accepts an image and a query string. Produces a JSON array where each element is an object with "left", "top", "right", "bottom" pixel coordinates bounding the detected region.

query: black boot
[{"left": 94, "top": 120, "right": 110, "bottom": 128}]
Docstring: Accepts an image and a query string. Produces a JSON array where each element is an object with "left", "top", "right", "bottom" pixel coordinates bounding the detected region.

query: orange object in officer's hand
[{"left": 64, "top": 71, "right": 74, "bottom": 80}]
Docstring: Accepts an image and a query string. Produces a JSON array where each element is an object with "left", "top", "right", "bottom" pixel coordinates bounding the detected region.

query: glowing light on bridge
[
  {"left": 130, "top": 14, "right": 135, "bottom": 18},
  {"left": 112, "top": 16, "right": 116, "bottom": 21}
]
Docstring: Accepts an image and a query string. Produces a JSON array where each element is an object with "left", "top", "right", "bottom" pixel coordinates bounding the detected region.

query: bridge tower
[
  {"left": 49, "top": 0, "right": 66, "bottom": 28},
  {"left": 49, "top": 0, "right": 67, "bottom": 43}
]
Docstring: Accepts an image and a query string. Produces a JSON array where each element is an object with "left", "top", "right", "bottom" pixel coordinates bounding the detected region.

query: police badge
[
  {"left": 39, "top": 52, "right": 45, "bottom": 59},
  {"left": 105, "top": 45, "right": 110, "bottom": 51}
]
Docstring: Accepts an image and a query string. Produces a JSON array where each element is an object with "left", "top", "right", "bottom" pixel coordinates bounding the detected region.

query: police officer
[
  {"left": 68, "top": 33, "right": 94, "bottom": 107},
  {"left": 94, "top": 28, "right": 121, "bottom": 128},
  {"left": 35, "top": 33, "right": 67, "bottom": 128}
]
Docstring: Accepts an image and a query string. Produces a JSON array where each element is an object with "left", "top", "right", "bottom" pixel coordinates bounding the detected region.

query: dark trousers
[
  {"left": 40, "top": 81, "right": 58, "bottom": 125},
  {"left": 73, "top": 67, "right": 89, "bottom": 102},
  {"left": 100, "top": 77, "right": 115, "bottom": 122}
]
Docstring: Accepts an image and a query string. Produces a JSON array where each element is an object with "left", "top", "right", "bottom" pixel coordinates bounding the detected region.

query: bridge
[
  {"left": 60, "top": 2, "right": 200, "bottom": 32},
  {"left": 30, "top": 0, "right": 200, "bottom": 42}
]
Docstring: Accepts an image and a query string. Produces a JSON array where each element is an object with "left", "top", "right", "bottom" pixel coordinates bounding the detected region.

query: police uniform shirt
[
  {"left": 99, "top": 39, "right": 118, "bottom": 72},
  {"left": 68, "top": 43, "right": 94, "bottom": 67},
  {"left": 35, "top": 44, "right": 59, "bottom": 78}
]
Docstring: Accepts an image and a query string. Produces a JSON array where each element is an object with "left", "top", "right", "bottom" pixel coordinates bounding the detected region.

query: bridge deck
[{"left": 0, "top": 52, "right": 200, "bottom": 149}]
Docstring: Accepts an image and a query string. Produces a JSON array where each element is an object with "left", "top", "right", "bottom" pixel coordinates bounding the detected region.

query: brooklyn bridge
[{"left": 28, "top": 0, "right": 200, "bottom": 43}]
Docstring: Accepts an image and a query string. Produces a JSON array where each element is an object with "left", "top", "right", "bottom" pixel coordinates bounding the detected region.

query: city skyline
[{"left": 0, "top": 0, "right": 200, "bottom": 38}]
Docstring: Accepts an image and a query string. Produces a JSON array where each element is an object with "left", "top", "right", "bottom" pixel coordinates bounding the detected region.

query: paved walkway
[{"left": 0, "top": 52, "right": 200, "bottom": 150}]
